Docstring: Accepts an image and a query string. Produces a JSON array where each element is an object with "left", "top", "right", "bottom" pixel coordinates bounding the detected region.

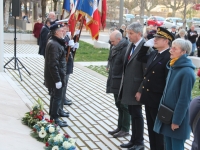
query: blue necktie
[{"left": 128, "top": 45, "right": 136, "bottom": 60}]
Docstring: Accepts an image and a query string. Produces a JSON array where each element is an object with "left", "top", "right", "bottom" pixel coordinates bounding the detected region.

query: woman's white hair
[
  {"left": 172, "top": 38, "right": 192, "bottom": 55},
  {"left": 178, "top": 29, "right": 186, "bottom": 36}
]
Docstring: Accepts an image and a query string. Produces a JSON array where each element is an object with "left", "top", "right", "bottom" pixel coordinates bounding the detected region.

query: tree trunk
[
  {"left": 139, "top": 0, "right": 145, "bottom": 25},
  {"left": 41, "top": 0, "right": 46, "bottom": 22},
  {"left": 54, "top": 1, "right": 57, "bottom": 12},
  {"left": 19, "top": 1, "right": 22, "bottom": 19},
  {"left": 37, "top": 1, "right": 42, "bottom": 18},
  {"left": 171, "top": 9, "right": 176, "bottom": 17},
  {"left": 24, "top": 0, "right": 28, "bottom": 16},
  {"left": 33, "top": 2, "right": 38, "bottom": 21},
  {"left": 183, "top": 0, "right": 188, "bottom": 29},
  {"left": 4, "top": 0, "right": 10, "bottom": 28}
]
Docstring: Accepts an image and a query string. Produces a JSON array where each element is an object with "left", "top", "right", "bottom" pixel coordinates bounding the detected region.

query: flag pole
[
  {"left": 73, "top": 15, "right": 85, "bottom": 59},
  {"left": 60, "top": 0, "right": 65, "bottom": 20}
]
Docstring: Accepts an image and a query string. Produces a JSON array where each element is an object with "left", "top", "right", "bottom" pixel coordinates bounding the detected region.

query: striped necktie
[{"left": 128, "top": 45, "right": 136, "bottom": 60}]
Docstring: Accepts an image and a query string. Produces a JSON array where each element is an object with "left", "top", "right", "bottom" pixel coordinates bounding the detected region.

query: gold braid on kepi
[{"left": 154, "top": 27, "right": 175, "bottom": 42}]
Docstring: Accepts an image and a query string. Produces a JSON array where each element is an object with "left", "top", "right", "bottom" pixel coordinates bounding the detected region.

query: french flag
[
  {"left": 68, "top": 0, "right": 78, "bottom": 36},
  {"left": 63, "top": 0, "right": 70, "bottom": 18},
  {"left": 87, "top": 0, "right": 100, "bottom": 40}
]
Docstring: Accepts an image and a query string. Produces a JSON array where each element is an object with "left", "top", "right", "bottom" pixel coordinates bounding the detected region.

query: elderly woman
[
  {"left": 175, "top": 29, "right": 188, "bottom": 39},
  {"left": 153, "top": 38, "right": 196, "bottom": 150},
  {"left": 33, "top": 18, "right": 43, "bottom": 45},
  {"left": 119, "top": 24, "right": 127, "bottom": 39}
]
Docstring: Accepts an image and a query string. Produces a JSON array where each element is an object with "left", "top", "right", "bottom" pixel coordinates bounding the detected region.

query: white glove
[
  {"left": 55, "top": 82, "right": 62, "bottom": 89},
  {"left": 68, "top": 40, "right": 75, "bottom": 47},
  {"left": 66, "top": 32, "right": 71, "bottom": 38},
  {"left": 144, "top": 38, "right": 154, "bottom": 47},
  {"left": 74, "top": 43, "right": 79, "bottom": 49},
  {"left": 75, "top": 29, "right": 80, "bottom": 35}
]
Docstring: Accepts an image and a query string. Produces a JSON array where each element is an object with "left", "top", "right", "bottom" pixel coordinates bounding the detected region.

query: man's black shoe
[
  {"left": 128, "top": 145, "right": 145, "bottom": 150},
  {"left": 108, "top": 128, "right": 120, "bottom": 135},
  {"left": 120, "top": 142, "right": 134, "bottom": 148},
  {"left": 66, "top": 98, "right": 72, "bottom": 102},
  {"left": 64, "top": 100, "right": 72, "bottom": 105},
  {"left": 55, "top": 119, "right": 68, "bottom": 127},
  {"left": 113, "top": 130, "right": 129, "bottom": 138},
  {"left": 59, "top": 112, "right": 70, "bottom": 117}
]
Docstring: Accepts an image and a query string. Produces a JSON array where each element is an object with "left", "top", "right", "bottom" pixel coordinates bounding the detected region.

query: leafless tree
[
  {"left": 41, "top": 0, "right": 47, "bottom": 21},
  {"left": 144, "top": 0, "right": 161, "bottom": 16},
  {"left": 4, "top": 0, "right": 11, "bottom": 29},
  {"left": 139, "top": 0, "right": 145, "bottom": 24},
  {"left": 124, "top": 0, "right": 139, "bottom": 13},
  {"left": 107, "top": 0, "right": 119, "bottom": 23},
  {"left": 53, "top": 0, "right": 58, "bottom": 12},
  {"left": 161, "top": 0, "right": 185, "bottom": 17},
  {"left": 181, "top": 0, "right": 190, "bottom": 28}
]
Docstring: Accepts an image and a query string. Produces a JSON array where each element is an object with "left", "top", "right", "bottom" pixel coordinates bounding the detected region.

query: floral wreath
[{"left": 21, "top": 99, "right": 77, "bottom": 150}]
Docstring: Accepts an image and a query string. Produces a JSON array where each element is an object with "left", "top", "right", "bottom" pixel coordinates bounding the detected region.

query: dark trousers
[
  {"left": 49, "top": 87, "right": 64, "bottom": 119},
  {"left": 114, "top": 94, "right": 130, "bottom": 132},
  {"left": 145, "top": 105, "right": 164, "bottom": 150},
  {"left": 128, "top": 105, "right": 144, "bottom": 145},
  {"left": 198, "top": 48, "right": 200, "bottom": 57},
  {"left": 60, "top": 74, "right": 70, "bottom": 112}
]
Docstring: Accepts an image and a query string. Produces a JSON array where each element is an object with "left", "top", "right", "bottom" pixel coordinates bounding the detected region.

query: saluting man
[{"left": 137, "top": 27, "right": 175, "bottom": 150}]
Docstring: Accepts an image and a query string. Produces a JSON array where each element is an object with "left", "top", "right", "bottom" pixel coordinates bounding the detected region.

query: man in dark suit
[
  {"left": 137, "top": 27, "right": 174, "bottom": 150},
  {"left": 38, "top": 18, "right": 51, "bottom": 58},
  {"left": 119, "top": 22, "right": 150, "bottom": 150}
]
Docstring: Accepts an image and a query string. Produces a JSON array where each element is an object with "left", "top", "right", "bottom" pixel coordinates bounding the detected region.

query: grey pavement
[{"left": 1, "top": 43, "right": 193, "bottom": 150}]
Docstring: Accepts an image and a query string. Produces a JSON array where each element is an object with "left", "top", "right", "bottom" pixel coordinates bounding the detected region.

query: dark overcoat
[
  {"left": 118, "top": 39, "right": 146, "bottom": 105},
  {"left": 39, "top": 25, "right": 50, "bottom": 57},
  {"left": 106, "top": 38, "right": 129, "bottom": 94},
  {"left": 137, "top": 46, "right": 170, "bottom": 108},
  {"left": 44, "top": 36, "right": 67, "bottom": 88},
  {"left": 190, "top": 96, "right": 200, "bottom": 150}
]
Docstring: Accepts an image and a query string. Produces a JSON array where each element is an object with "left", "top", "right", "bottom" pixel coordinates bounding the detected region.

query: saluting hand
[
  {"left": 171, "top": 123, "right": 179, "bottom": 131},
  {"left": 135, "top": 92, "right": 141, "bottom": 101}
]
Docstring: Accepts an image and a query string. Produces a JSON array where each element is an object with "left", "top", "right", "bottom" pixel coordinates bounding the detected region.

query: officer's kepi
[
  {"left": 154, "top": 27, "right": 175, "bottom": 42},
  {"left": 49, "top": 23, "right": 64, "bottom": 31}
]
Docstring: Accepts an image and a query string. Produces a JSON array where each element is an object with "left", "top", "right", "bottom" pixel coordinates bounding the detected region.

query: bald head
[
  {"left": 109, "top": 30, "right": 122, "bottom": 46},
  {"left": 190, "top": 24, "right": 195, "bottom": 31}
]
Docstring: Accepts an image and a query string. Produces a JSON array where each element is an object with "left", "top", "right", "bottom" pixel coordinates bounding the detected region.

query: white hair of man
[
  {"left": 48, "top": 12, "right": 56, "bottom": 21},
  {"left": 127, "top": 22, "right": 143, "bottom": 36},
  {"left": 172, "top": 39, "right": 192, "bottom": 55}
]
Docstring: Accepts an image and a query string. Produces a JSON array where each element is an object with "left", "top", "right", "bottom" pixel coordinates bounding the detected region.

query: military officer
[{"left": 137, "top": 27, "right": 175, "bottom": 150}]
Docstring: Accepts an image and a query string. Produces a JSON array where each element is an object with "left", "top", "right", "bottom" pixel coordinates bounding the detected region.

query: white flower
[
  {"left": 68, "top": 138, "right": 76, "bottom": 145},
  {"left": 57, "top": 136, "right": 63, "bottom": 142},
  {"left": 53, "top": 134, "right": 63, "bottom": 142},
  {"left": 41, "top": 127, "right": 45, "bottom": 130},
  {"left": 63, "top": 141, "right": 72, "bottom": 149},
  {"left": 49, "top": 126, "right": 55, "bottom": 133},
  {"left": 52, "top": 146, "right": 59, "bottom": 150},
  {"left": 39, "top": 130, "right": 47, "bottom": 138},
  {"left": 53, "top": 136, "right": 58, "bottom": 142}
]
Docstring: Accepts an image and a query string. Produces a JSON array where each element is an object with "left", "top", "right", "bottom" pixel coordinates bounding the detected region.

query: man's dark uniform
[
  {"left": 137, "top": 27, "right": 174, "bottom": 150},
  {"left": 44, "top": 24, "right": 67, "bottom": 127}
]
